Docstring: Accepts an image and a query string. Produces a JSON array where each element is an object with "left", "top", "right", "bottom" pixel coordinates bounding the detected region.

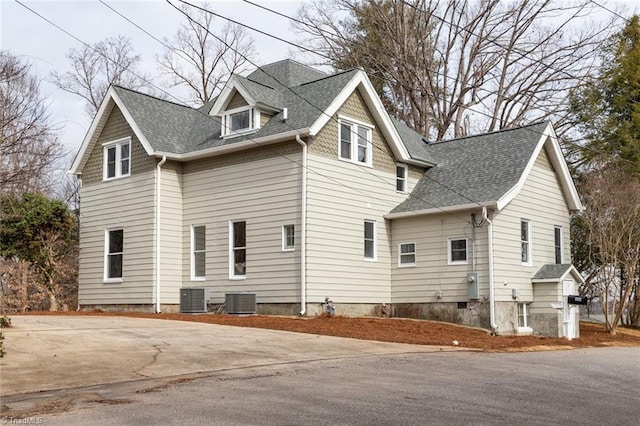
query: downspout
[
  {"left": 482, "top": 207, "right": 498, "bottom": 334},
  {"left": 295, "top": 135, "right": 307, "bottom": 316},
  {"left": 156, "top": 155, "right": 167, "bottom": 313},
  {"left": 76, "top": 176, "right": 82, "bottom": 312}
]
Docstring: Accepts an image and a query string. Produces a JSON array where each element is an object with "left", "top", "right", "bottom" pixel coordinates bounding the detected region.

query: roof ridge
[
  {"left": 432, "top": 120, "right": 549, "bottom": 145},
  {"left": 296, "top": 68, "right": 359, "bottom": 87},
  {"left": 259, "top": 58, "right": 328, "bottom": 75},
  {"left": 240, "top": 75, "right": 277, "bottom": 90},
  {"left": 112, "top": 85, "right": 193, "bottom": 110}
]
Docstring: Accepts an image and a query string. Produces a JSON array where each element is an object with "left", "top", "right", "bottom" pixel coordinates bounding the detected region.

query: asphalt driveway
[{"left": 0, "top": 315, "right": 457, "bottom": 396}]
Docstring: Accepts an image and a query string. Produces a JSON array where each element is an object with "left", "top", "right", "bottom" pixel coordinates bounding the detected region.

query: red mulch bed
[{"left": 14, "top": 311, "right": 640, "bottom": 352}]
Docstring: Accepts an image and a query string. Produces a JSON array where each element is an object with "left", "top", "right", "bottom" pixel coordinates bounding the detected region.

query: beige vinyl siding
[
  {"left": 158, "top": 161, "right": 183, "bottom": 303},
  {"left": 78, "top": 172, "right": 156, "bottom": 304},
  {"left": 391, "top": 212, "right": 488, "bottom": 302},
  {"left": 78, "top": 105, "right": 157, "bottom": 305},
  {"left": 308, "top": 89, "right": 398, "bottom": 173},
  {"left": 260, "top": 112, "right": 273, "bottom": 127},
  {"left": 304, "top": 88, "right": 420, "bottom": 304},
  {"left": 80, "top": 105, "right": 154, "bottom": 185},
  {"left": 492, "top": 147, "right": 571, "bottom": 302},
  {"left": 226, "top": 90, "right": 248, "bottom": 110},
  {"left": 182, "top": 143, "right": 301, "bottom": 304},
  {"left": 305, "top": 154, "right": 411, "bottom": 303}
]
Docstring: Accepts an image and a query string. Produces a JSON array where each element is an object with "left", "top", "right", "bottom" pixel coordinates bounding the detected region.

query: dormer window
[{"left": 221, "top": 106, "right": 259, "bottom": 138}]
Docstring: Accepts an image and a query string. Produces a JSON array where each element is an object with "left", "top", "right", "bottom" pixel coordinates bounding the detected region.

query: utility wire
[
  {"left": 19, "top": 0, "right": 473, "bottom": 223},
  {"left": 237, "top": 0, "right": 638, "bottom": 169},
  {"left": 13, "top": 0, "right": 189, "bottom": 107},
  {"left": 171, "top": 0, "right": 489, "bottom": 210}
]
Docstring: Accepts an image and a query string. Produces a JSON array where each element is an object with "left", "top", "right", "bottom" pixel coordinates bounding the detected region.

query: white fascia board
[
  {"left": 496, "top": 122, "right": 583, "bottom": 212},
  {"left": 562, "top": 265, "right": 586, "bottom": 284},
  {"left": 154, "top": 128, "right": 310, "bottom": 161},
  {"left": 68, "top": 86, "right": 153, "bottom": 175},
  {"left": 544, "top": 127, "right": 584, "bottom": 212},
  {"left": 308, "top": 71, "right": 412, "bottom": 162},
  {"left": 209, "top": 76, "right": 256, "bottom": 116},
  {"left": 384, "top": 201, "right": 496, "bottom": 219}
]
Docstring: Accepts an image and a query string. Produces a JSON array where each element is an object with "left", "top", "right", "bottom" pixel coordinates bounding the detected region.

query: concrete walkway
[{"left": 0, "top": 315, "right": 461, "bottom": 396}]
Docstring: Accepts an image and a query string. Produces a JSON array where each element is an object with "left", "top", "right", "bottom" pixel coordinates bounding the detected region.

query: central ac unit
[
  {"left": 180, "top": 287, "right": 209, "bottom": 313},
  {"left": 225, "top": 292, "right": 257, "bottom": 314}
]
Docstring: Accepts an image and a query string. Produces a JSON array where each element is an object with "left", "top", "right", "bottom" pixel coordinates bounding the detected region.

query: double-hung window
[
  {"left": 399, "top": 242, "right": 416, "bottom": 266},
  {"left": 339, "top": 118, "right": 373, "bottom": 166},
  {"left": 521, "top": 219, "right": 532, "bottom": 265},
  {"left": 230, "top": 221, "right": 246, "bottom": 278},
  {"left": 103, "top": 137, "right": 131, "bottom": 180},
  {"left": 364, "top": 220, "right": 376, "bottom": 260},
  {"left": 448, "top": 237, "right": 468, "bottom": 265},
  {"left": 396, "top": 163, "right": 408, "bottom": 192},
  {"left": 191, "top": 225, "right": 206, "bottom": 280},
  {"left": 554, "top": 226, "right": 563, "bottom": 264},
  {"left": 104, "top": 229, "right": 123, "bottom": 282},
  {"left": 282, "top": 224, "right": 295, "bottom": 251}
]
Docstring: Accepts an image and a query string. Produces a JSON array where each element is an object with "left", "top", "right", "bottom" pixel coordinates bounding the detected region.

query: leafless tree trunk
[
  {"left": 1, "top": 51, "right": 63, "bottom": 195},
  {"left": 156, "top": 2, "right": 256, "bottom": 105},
  {"left": 51, "top": 36, "right": 151, "bottom": 117},
  {"left": 579, "top": 166, "right": 640, "bottom": 334},
  {"left": 296, "top": 0, "right": 616, "bottom": 140}
]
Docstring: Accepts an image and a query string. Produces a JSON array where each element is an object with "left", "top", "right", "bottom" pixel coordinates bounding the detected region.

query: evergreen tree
[{"left": 570, "top": 15, "right": 640, "bottom": 174}]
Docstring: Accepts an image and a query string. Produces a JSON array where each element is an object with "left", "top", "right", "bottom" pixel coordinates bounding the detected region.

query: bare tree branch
[
  {"left": 156, "top": 2, "right": 256, "bottom": 105},
  {"left": 50, "top": 36, "right": 151, "bottom": 117}
]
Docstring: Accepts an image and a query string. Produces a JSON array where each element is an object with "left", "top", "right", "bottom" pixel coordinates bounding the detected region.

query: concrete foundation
[
  {"left": 80, "top": 304, "right": 180, "bottom": 314},
  {"left": 392, "top": 301, "right": 490, "bottom": 330}
]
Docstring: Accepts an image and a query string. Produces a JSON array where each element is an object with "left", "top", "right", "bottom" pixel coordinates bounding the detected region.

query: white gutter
[
  {"left": 155, "top": 155, "right": 167, "bottom": 313},
  {"left": 385, "top": 201, "right": 497, "bottom": 219},
  {"left": 154, "top": 128, "right": 310, "bottom": 162},
  {"left": 295, "top": 135, "right": 307, "bottom": 316},
  {"left": 482, "top": 207, "right": 498, "bottom": 334}
]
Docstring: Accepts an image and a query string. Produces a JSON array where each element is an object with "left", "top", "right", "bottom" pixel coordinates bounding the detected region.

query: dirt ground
[{"left": 18, "top": 311, "right": 640, "bottom": 352}]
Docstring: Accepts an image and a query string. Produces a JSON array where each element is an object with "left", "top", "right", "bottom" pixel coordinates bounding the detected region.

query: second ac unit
[
  {"left": 180, "top": 287, "right": 209, "bottom": 313},
  {"left": 225, "top": 292, "right": 257, "bottom": 314}
]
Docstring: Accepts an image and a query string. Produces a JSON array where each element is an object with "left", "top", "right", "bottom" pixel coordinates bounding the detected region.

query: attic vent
[
  {"left": 180, "top": 287, "right": 209, "bottom": 313},
  {"left": 225, "top": 292, "right": 257, "bottom": 314}
]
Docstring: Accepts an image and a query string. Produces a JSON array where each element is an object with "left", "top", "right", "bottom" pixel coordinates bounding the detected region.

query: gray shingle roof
[
  {"left": 390, "top": 121, "right": 549, "bottom": 213},
  {"left": 390, "top": 117, "right": 436, "bottom": 164},
  {"left": 533, "top": 264, "right": 575, "bottom": 280},
  {"left": 246, "top": 59, "right": 328, "bottom": 88},
  {"left": 112, "top": 65, "right": 359, "bottom": 154},
  {"left": 113, "top": 86, "right": 221, "bottom": 154}
]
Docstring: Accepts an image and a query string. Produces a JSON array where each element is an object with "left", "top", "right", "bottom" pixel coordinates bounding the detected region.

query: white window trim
[
  {"left": 364, "top": 220, "right": 377, "bottom": 261},
  {"left": 447, "top": 237, "right": 468, "bottom": 265},
  {"left": 282, "top": 224, "right": 295, "bottom": 251},
  {"left": 104, "top": 228, "right": 123, "bottom": 283},
  {"left": 102, "top": 137, "right": 131, "bottom": 181},
  {"left": 221, "top": 105, "right": 260, "bottom": 138},
  {"left": 338, "top": 116, "right": 373, "bottom": 167},
  {"left": 554, "top": 225, "right": 563, "bottom": 264},
  {"left": 398, "top": 242, "right": 417, "bottom": 267},
  {"left": 229, "top": 220, "right": 246, "bottom": 280},
  {"left": 521, "top": 219, "right": 532, "bottom": 266},
  {"left": 396, "top": 163, "right": 408, "bottom": 193},
  {"left": 190, "top": 224, "right": 206, "bottom": 281},
  {"left": 517, "top": 303, "right": 533, "bottom": 334}
]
